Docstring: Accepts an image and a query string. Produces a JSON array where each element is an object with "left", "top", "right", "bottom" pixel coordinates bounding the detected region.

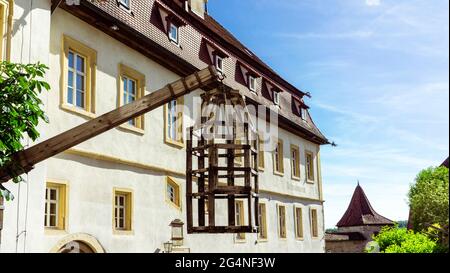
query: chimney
[{"left": 189, "top": 0, "right": 208, "bottom": 19}]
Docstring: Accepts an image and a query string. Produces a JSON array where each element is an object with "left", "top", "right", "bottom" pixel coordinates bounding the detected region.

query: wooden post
[
  {"left": 186, "top": 127, "right": 193, "bottom": 231},
  {"left": 198, "top": 133, "right": 206, "bottom": 227},
  {"left": 244, "top": 123, "right": 252, "bottom": 229},
  {"left": 227, "top": 121, "right": 236, "bottom": 227},
  {"left": 253, "top": 132, "right": 260, "bottom": 229},
  {"left": 208, "top": 139, "right": 217, "bottom": 227}
]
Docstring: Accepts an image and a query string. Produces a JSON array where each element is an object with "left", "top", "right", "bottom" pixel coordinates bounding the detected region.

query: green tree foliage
[
  {"left": 0, "top": 61, "right": 50, "bottom": 200},
  {"left": 408, "top": 166, "right": 449, "bottom": 231},
  {"left": 372, "top": 226, "right": 438, "bottom": 253}
]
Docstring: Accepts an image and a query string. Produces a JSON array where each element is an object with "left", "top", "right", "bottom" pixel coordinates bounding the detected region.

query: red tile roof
[
  {"left": 337, "top": 184, "right": 394, "bottom": 227},
  {"left": 441, "top": 157, "right": 449, "bottom": 168}
]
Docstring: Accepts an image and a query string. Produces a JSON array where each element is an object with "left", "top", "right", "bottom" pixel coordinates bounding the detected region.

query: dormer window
[
  {"left": 118, "top": 0, "right": 130, "bottom": 10},
  {"left": 169, "top": 23, "right": 179, "bottom": 44},
  {"left": 215, "top": 55, "right": 224, "bottom": 73},
  {"left": 273, "top": 90, "right": 280, "bottom": 106},
  {"left": 249, "top": 75, "right": 256, "bottom": 92}
]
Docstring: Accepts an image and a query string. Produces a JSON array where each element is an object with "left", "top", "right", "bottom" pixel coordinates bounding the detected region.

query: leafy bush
[{"left": 373, "top": 226, "right": 438, "bottom": 253}]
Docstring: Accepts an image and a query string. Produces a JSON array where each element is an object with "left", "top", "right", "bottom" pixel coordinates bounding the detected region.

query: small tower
[{"left": 325, "top": 183, "right": 394, "bottom": 253}]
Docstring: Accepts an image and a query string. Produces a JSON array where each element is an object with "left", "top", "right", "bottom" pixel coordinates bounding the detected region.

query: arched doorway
[
  {"left": 59, "top": 240, "right": 96, "bottom": 253},
  {"left": 50, "top": 233, "right": 105, "bottom": 253}
]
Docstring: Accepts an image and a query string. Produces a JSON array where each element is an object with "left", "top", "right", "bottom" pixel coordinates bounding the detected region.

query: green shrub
[{"left": 373, "top": 226, "right": 438, "bottom": 253}]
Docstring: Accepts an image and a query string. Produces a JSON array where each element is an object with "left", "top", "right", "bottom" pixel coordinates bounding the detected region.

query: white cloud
[{"left": 366, "top": 0, "right": 381, "bottom": 6}]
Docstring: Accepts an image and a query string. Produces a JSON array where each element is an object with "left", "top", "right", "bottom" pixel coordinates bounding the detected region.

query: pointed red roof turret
[{"left": 337, "top": 184, "right": 394, "bottom": 227}]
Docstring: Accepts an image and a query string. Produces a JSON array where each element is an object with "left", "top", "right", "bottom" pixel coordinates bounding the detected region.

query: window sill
[
  {"left": 113, "top": 230, "right": 135, "bottom": 236},
  {"left": 273, "top": 171, "right": 285, "bottom": 177},
  {"left": 45, "top": 228, "right": 68, "bottom": 236},
  {"left": 60, "top": 104, "right": 96, "bottom": 119},
  {"left": 234, "top": 238, "right": 247, "bottom": 244},
  {"left": 169, "top": 39, "right": 181, "bottom": 49},
  {"left": 165, "top": 138, "right": 185, "bottom": 149},
  {"left": 258, "top": 166, "right": 265, "bottom": 172},
  {"left": 306, "top": 179, "right": 315, "bottom": 184},
  {"left": 166, "top": 200, "right": 182, "bottom": 212},
  {"left": 118, "top": 124, "right": 145, "bottom": 135},
  {"left": 292, "top": 176, "right": 301, "bottom": 181},
  {"left": 257, "top": 238, "right": 268, "bottom": 243},
  {"left": 295, "top": 237, "right": 305, "bottom": 241}
]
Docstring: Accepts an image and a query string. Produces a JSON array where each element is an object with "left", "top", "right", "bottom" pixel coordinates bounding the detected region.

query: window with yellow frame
[
  {"left": 61, "top": 35, "right": 97, "bottom": 118},
  {"left": 45, "top": 181, "right": 69, "bottom": 231},
  {"left": 235, "top": 200, "right": 245, "bottom": 241},
  {"left": 0, "top": 0, "right": 13, "bottom": 62},
  {"left": 164, "top": 97, "right": 184, "bottom": 147},
  {"left": 258, "top": 203, "right": 268, "bottom": 240},
  {"left": 311, "top": 208, "right": 319, "bottom": 238},
  {"left": 273, "top": 139, "right": 284, "bottom": 175},
  {"left": 306, "top": 151, "right": 315, "bottom": 182},
  {"left": 118, "top": 63, "right": 146, "bottom": 132},
  {"left": 113, "top": 188, "right": 133, "bottom": 232},
  {"left": 291, "top": 145, "right": 300, "bottom": 180},
  {"left": 294, "top": 207, "right": 304, "bottom": 240},
  {"left": 257, "top": 135, "right": 265, "bottom": 171},
  {"left": 277, "top": 204, "right": 287, "bottom": 239},
  {"left": 166, "top": 177, "right": 181, "bottom": 209}
]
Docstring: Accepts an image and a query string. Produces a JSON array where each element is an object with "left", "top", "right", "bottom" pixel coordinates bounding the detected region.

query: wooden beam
[{"left": 0, "top": 66, "right": 220, "bottom": 183}]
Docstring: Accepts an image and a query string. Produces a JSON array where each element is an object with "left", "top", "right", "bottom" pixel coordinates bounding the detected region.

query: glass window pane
[
  {"left": 76, "top": 55, "right": 85, "bottom": 73},
  {"left": 50, "top": 203, "right": 57, "bottom": 214},
  {"left": 68, "top": 51, "right": 74, "bottom": 68},
  {"left": 76, "top": 90, "right": 85, "bottom": 108},
  {"left": 76, "top": 74, "right": 85, "bottom": 92},
  {"left": 50, "top": 189, "right": 57, "bottom": 200},
  {"left": 129, "top": 80, "right": 136, "bottom": 96},
  {"left": 68, "top": 71, "right": 74, "bottom": 88},
  {"left": 50, "top": 215, "right": 56, "bottom": 227},
  {"left": 67, "top": 88, "right": 73, "bottom": 105}
]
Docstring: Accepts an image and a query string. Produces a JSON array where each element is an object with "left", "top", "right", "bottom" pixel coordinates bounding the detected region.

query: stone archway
[{"left": 50, "top": 233, "right": 105, "bottom": 253}]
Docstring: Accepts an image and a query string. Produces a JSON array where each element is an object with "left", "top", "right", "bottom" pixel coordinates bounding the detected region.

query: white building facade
[{"left": 0, "top": 0, "right": 328, "bottom": 253}]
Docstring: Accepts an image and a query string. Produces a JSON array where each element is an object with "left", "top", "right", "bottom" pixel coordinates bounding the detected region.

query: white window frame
[
  {"left": 273, "top": 90, "right": 280, "bottom": 106},
  {"left": 215, "top": 55, "right": 224, "bottom": 73},
  {"left": 122, "top": 75, "right": 138, "bottom": 126},
  {"left": 169, "top": 23, "right": 179, "bottom": 44},
  {"left": 301, "top": 108, "right": 307, "bottom": 121},
  {"left": 67, "top": 50, "right": 87, "bottom": 109},
  {"left": 45, "top": 187, "right": 59, "bottom": 228},
  {"left": 115, "top": 194, "right": 127, "bottom": 230},
  {"left": 118, "top": 0, "right": 130, "bottom": 9},
  {"left": 248, "top": 75, "right": 256, "bottom": 92},
  {"left": 167, "top": 99, "right": 180, "bottom": 141}
]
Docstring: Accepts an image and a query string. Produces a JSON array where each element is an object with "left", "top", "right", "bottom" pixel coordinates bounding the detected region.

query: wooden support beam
[
  {"left": 197, "top": 135, "right": 206, "bottom": 227},
  {"left": 0, "top": 66, "right": 220, "bottom": 183},
  {"left": 186, "top": 127, "right": 193, "bottom": 230}
]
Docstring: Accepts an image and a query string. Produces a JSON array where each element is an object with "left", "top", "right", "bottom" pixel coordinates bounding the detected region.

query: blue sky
[{"left": 209, "top": 0, "right": 449, "bottom": 228}]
